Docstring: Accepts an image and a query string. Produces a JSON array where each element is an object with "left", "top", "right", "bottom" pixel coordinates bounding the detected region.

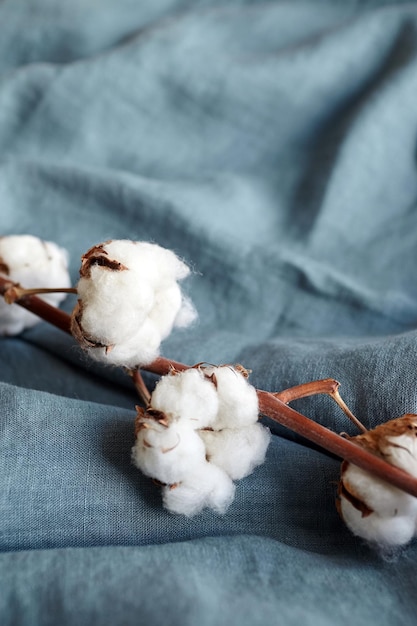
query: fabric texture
[{"left": 1, "top": 0, "right": 417, "bottom": 624}]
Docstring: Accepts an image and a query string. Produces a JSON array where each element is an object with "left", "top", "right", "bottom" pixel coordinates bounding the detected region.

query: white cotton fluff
[
  {"left": 204, "top": 365, "right": 259, "bottom": 429},
  {"left": 0, "top": 234, "right": 71, "bottom": 335},
  {"left": 72, "top": 240, "right": 197, "bottom": 368},
  {"left": 380, "top": 433, "right": 417, "bottom": 478},
  {"left": 339, "top": 464, "right": 417, "bottom": 548},
  {"left": 338, "top": 416, "right": 417, "bottom": 549},
  {"left": 340, "top": 495, "right": 417, "bottom": 548},
  {"left": 150, "top": 368, "right": 219, "bottom": 429},
  {"left": 199, "top": 422, "right": 271, "bottom": 480},
  {"left": 162, "top": 462, "right": 235, "bottom": 516},
  {"left": 132, "top": 365, "right": 269, "bottom": 516},
  {"left": 131, "top": 417, "right": 206, "bottom": 485}
]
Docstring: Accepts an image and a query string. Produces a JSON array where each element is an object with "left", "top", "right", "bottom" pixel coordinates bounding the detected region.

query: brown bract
[
  {"left": 337, "top": 460, "right": 374, "bottom": 518},
  {"left": 0, "top": 256, "right": 9, "bottom": 276},
  {"left": 79, "top": 242, "right": 128, "bottom": 278},
  {"left": 347, "top": 414, "right": 417, "bottom": 456},
  {"left": 191, "top": 362, "right": 251, "bottom": 388},
  {"left": 134, "top": 405, "right": 169, "bottom": 437},
  {"left": 70, "top": 299, "right": 109, "bottom": 350}
]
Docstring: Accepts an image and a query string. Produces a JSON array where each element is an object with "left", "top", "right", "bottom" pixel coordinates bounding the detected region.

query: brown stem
[
  {"left": 257, "top": 390, "right": 417, "bottom": 499},
  {"left": 145, "top": 356, "right": 188, "bottom": 375},
  {"left": 274, "top": 379, "right": 367, "bottom": 433},
  {"left": 2, "top": 275, "right": 417, "bottom": 498},
  {"left": 0, "top": 276, "right": 73, "bottom": 333},
  {"left": 4, "top": 285, "right": 77, "bottom": 304},
  {"left": 128, "top": 369, "right": 151, "bottom": 406}
]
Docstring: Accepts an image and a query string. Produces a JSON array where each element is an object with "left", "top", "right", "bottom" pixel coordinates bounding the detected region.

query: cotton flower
[
  {"left": 70, "top": 240, "right": 197, "bottom": 368},
  {"left": 0, "top": 234, "right": 71, "bottom": 335},
  {"left": 337, "top": 414, "right": 417, "bottom": 549},
  {"left": 132, "top": 365, "right": 270, "bottom": 516}
]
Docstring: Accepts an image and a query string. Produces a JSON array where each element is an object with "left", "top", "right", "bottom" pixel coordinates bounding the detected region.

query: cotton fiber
[
  {"left": 204, "top": 364, "right": 259, "bottom": 429},
  {"left": 162, "top": 463, "right": 235, "bottom": 516},
  {"left": 132, "top": 413, "right": 207, "bottom": 485},
  {"left": 0, "top": 234, "right": 71, "bottom": 335},
  {"left": 150, "top": 367, "right": 219, "bottom": 428},
  {"left": 199, "top": 422, "right": 271, "bottom": 480},
  {"left": 71, "top": 240, "right": 197, "bottom": 368}
]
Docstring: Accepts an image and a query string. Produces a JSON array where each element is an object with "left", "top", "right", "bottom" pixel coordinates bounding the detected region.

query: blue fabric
[{"left": 1, "top": 1, "right": 417, "bottom": 624}]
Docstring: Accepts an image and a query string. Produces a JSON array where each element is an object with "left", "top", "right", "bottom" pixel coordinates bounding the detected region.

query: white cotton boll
[
  {"left": 338, "top": 415, "right": 417, "bottom": 549},
  {"left": 151, "top": 368, "right": 219, "bottom": 429},
  {"left": 339, "top": 496, "right": 416, "bottom": 548},
  {"left": 0, "top": 235, "right": 71, "bottom": 335},
  {"left": 162, "top": 462, "right": 235, "bottom": 516},
  {"left": 199, "top": 422, "right": 271, "bottom": 480},
  {"left": 71, "top": 240, "right": 196, "bottom": 368},
  {"left": 132, "top": 418, "right": 206, "bottom": 485},
  {"left": 204, "top": 366, "right": 259, "bottom": 430}
]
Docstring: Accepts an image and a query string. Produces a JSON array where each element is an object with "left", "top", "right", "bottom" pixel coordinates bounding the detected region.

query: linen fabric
[{"left": 1, "top": 1, "right": 417, "bottom": 624}]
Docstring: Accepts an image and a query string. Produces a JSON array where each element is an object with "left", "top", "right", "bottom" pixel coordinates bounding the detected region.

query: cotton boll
[
  {"left": 131, "top": 364, "right": 265, "bottom": 516},
  {"left": 162, "top": 462, "right": 235, "bottom": 516},
  {"left": 204, "top": 365, "right": 259, "bottom": 429},
  {"left": 71, "top": 240, "right": 196, "bottom": 367},
  {"left": 0, "top": 235, "right": 71, "bottom": 335},
  {"left": 151, "top": 368, "right": 219, "bottom": 429},
  {"left": 200, "top": 423, "right": 271, "bottom": 480},
  {"left": 132, "top": 417, "right": 206, "bottom": 485},
  {"left": 337, "top": 413, "right": 417, "bottom": 549}
]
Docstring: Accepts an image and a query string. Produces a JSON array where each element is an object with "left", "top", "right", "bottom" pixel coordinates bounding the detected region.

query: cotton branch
[
  {"left": 2, "top": 274, "right": 417, "bottom": 501},
  {"left": 0, "top": 276, "right": 74, "bottom": 333}
]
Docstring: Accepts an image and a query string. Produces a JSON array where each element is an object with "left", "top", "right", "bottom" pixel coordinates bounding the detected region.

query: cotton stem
[
  {"left": 3, "top": 284, "right": 77, "bottom": 304},
  {"left": 257, "top": 390, "right": 417, "bottom": 499},
  {"left": 274, "top": 379, "right": 367, "bottom": 433},
  {"left": 128, "top": 369, "right": 151, "bottom": 406},
  {"left": 2, "top": 276, "right": 417, "bottom": 499},
  {"left": 0, "top": 276, "right": 73, "bottom": 333}
]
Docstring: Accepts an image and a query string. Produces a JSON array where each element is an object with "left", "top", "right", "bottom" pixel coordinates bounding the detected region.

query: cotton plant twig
[
  {"left": 2, "top": 274, "right": 417, "bottom": 500},
  {"left": 128, "top": 368, "right": 152, "bottom": 406},
  {"left": 0, "top": 276, "right": 74, "bottom": 333},
  {"left": 256, "top": 391, "right": 417, "bottom": 499},
  {"left": 274, "top": 379, "right": 368, "bottom": 433},
  {"left": 3, "top": 285, "right": 77, "bottom": 304}
]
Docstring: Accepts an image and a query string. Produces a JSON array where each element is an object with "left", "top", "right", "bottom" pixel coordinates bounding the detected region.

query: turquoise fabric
[{"left": 1, "top": 1, "right": 417, "bottom": 624}]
